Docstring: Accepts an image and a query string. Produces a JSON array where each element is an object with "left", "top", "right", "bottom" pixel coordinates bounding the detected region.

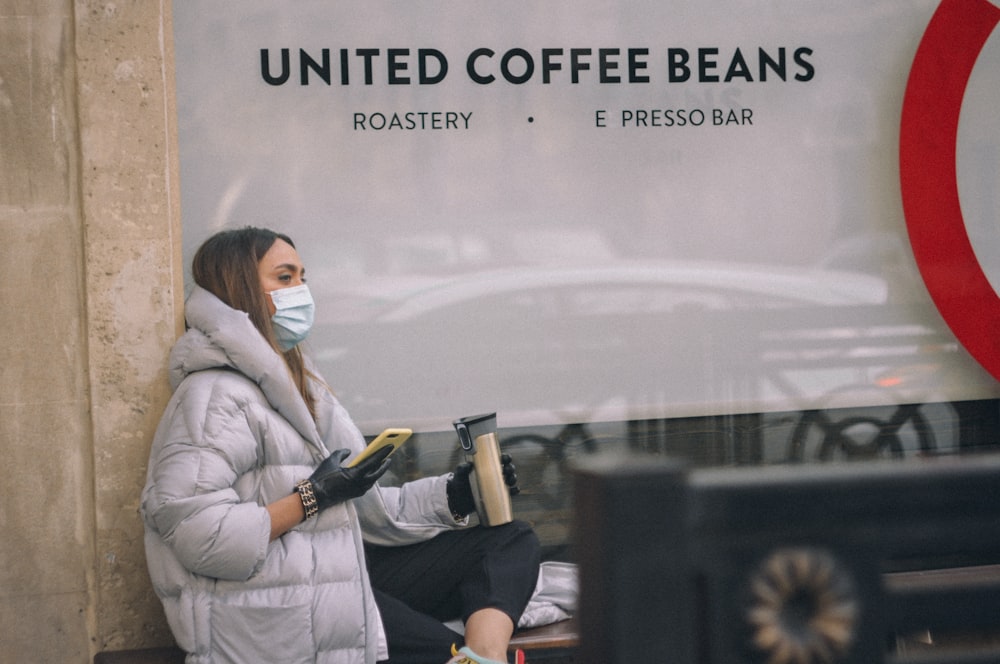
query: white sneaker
[{"left": 445, "top": 644, "right": 524, "bottom": 664}]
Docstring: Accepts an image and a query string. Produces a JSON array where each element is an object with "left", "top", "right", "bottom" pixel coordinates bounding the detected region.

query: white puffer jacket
[{"left": 141, "top": 287, "right": 459, "bottom": 664}]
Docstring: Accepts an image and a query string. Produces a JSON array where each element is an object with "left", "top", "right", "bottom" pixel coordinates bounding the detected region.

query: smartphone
[{"left": 347, "top": 428, "right": 413, "bottom": 468}]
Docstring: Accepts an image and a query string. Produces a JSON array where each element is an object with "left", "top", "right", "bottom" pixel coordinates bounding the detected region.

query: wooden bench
[
  {"left": 94, "top": 648, "right": 181, "bottom": 664},
  {"left": 510, "top": 617, "right": 578, "bottom": 662},
  {"left": 94, "top": 618, "right": 578, "bottom": 663},
  {"left": 573, "top": 454, "right": 1000, "bottom": 664}
]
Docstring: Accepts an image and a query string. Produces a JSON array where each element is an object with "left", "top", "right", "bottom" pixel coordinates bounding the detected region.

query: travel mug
[{"left": 453, "top": 413, "right": 514, "bottom": 527}]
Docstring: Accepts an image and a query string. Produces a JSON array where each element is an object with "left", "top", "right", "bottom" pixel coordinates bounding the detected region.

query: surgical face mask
[{"left": 268, "top": 284, "right": 315, "bottom": 351}]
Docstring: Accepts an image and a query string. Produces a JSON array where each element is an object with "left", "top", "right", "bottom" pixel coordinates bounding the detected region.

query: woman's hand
[
  {"left": 446, "top": 454, "right": 520, "bottom": 518},
  {"left": 308, "top": 446, "right": 393, "bottom": 509},
  {"left": 500, "top": 454, "right": 520, "bottom": 494},
  {"left": 268, "top": 447, "right": 391, "bottom": 541}
]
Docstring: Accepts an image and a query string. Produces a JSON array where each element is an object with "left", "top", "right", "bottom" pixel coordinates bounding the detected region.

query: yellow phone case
[{"left": 347, "top": 428, "right": 413, "bottom": 467}]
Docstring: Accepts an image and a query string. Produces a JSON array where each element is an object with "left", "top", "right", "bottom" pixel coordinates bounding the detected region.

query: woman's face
[{"left": 258, "top": 239, "right": 306, "bottom": 316}]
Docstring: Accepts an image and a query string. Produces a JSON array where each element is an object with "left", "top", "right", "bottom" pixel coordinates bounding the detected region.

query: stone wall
[{"left": 0, "top": 1, "right": 180, "bottom": 661}]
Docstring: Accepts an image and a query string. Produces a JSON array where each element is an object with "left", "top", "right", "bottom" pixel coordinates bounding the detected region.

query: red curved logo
[{"left": 900, "top": 0, "right": 1000, "bottom": 380}]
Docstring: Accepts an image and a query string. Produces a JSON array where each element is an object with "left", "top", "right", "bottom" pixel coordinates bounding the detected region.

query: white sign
[{"left": 173, "top": 1, "right": 1000, "bottom": 433}]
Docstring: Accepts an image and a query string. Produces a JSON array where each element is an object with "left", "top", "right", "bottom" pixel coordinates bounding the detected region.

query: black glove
[
  {"left": 307, "top": 447, "right": 392, "bottom": 510},
  {"left": 446, "top": 454, "right": 520, "bottom": 518},
  {"left": 501, "top": 453, "right": 520, "bottom": 495}
]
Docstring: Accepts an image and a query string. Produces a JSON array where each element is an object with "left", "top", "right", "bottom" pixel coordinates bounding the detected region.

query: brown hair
[{"left": 191, "top": 226, "right": 317, "bottom": 417}]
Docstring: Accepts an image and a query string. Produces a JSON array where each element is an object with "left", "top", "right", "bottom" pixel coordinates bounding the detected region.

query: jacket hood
[{"left": 169, "top": 286, "right": 321, "bottom": 447}]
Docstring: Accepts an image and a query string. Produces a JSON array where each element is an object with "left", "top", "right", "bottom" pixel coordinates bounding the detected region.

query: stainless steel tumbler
[{"left": 453, "top": 413, "right": 514, "bottom": 527}]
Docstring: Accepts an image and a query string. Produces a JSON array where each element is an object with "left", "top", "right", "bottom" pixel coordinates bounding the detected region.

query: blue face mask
[{"left": 268, "top": 284, "right": 315, "bottom": 351}]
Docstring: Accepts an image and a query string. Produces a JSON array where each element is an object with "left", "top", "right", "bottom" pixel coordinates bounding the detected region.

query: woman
[{"left": 141, "top": 227, "right": 540, "bottom": 664}]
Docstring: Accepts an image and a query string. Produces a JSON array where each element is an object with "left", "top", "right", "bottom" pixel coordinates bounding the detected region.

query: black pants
[{"left": 367, "top": 520, "right": 541, "bottom": 664}]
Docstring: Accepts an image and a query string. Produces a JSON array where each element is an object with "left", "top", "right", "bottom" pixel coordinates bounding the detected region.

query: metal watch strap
[{"left": 295, "top": 479, "right": 319, "bottom": 520}]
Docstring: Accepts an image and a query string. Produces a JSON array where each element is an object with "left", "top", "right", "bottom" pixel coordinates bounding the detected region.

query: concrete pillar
[
  {"left": 0, "top": 1, "right": 181, "bottom": 660},
  {"left": 76, "top": 0, "right": 182, "bottom": 655}
]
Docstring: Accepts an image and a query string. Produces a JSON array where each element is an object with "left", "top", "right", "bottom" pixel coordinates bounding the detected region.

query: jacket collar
[{"left": 171, "top": 286, "right": 324, "bottom": 452}]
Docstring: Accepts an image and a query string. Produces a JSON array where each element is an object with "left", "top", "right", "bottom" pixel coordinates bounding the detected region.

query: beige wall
[{"left": 0, "top": 1, "right": 180, "bottom": 661}]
